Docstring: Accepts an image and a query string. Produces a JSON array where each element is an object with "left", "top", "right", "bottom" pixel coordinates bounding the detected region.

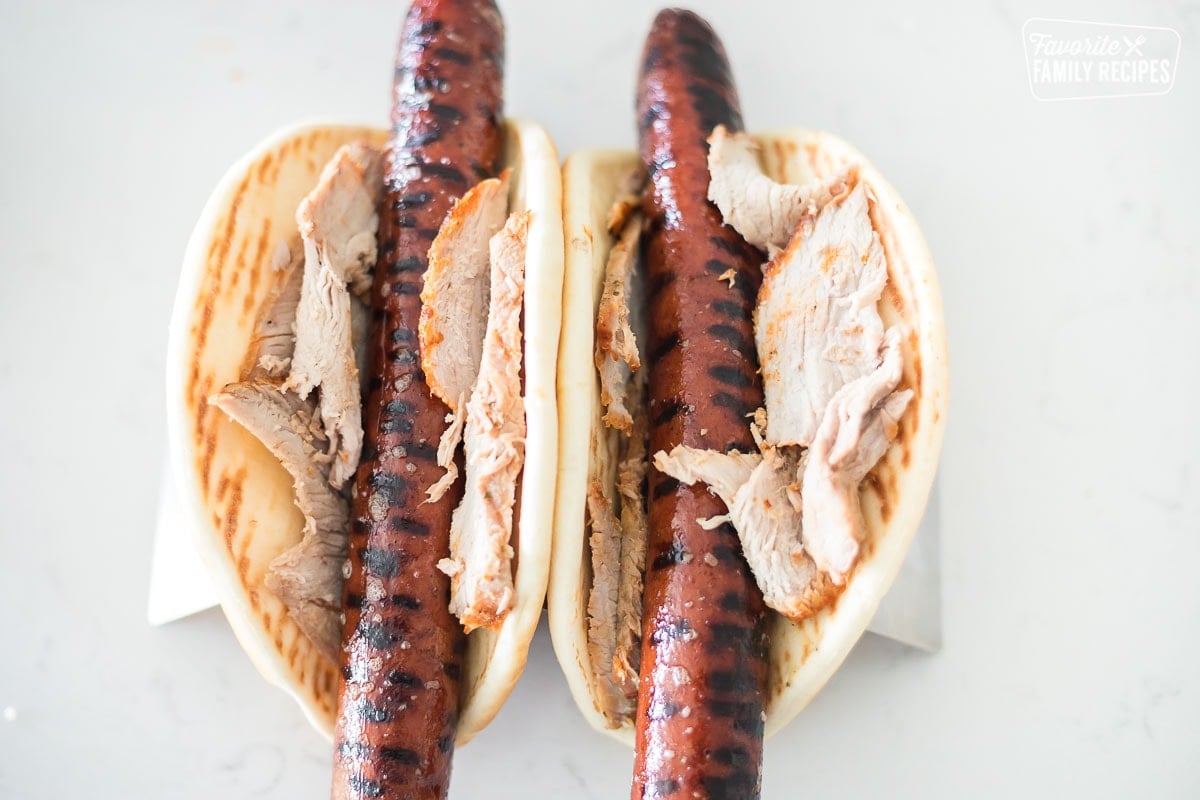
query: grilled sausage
[
  {"left": 332, "top": 2, "right": 504, "bottom": 798},
  {"left": 632, "top": 10, "right": 770, "bottom": 800}
]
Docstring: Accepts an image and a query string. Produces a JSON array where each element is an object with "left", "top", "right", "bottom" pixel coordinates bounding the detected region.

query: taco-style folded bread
[
  {"left": 166, "top": 1, "right": 562, "bottom": 796},
  {"left": 548, "top": 8, "right": 947, "bottom": 796},
  {"left": 552, "top": 129, "right": 946, "bottom": 733}
]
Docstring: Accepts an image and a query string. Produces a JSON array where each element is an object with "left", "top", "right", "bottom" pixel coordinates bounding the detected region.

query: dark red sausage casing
[
  {"left": 633, "top": 9, "right": 770, "bottom": 800},
  {"left": 333, "top": 1, "right": 504, "bottom": 798}
]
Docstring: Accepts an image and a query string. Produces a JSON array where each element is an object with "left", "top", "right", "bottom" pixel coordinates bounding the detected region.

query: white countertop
[{"left": 1, "top": 0, "right": 1197, "bottom": 797}]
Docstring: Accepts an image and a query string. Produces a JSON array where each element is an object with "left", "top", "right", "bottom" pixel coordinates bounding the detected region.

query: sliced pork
[
  {"left": 653, "top": 446, "right": 761, "bottom": 507},
  {"left": 438, "top": 210, "right": 529, "bottom": 632},
  {"left": 211, "top": 381, "right": 348, "bottom": 660},
  {"left": 427, "top": 398, "right": 467, "bottom": 504},
  {"left": 586, "top": 480, "right": 627, "bottom": 723},
  {"left": 419, "top": 173, "right": 510, "bottom": 410},
  {"left": 605, "top": 167, "right": 646, "bottom": 236},
  {"left": 707, "top": 125, "right": 857, "bottom": 254},
  {"left": 639, "top": 151, "right": 911, "bottom": 619},
  {"left": 595, "top": 213, "right": 644, "bottom": 434},
  {"left": 611, "top": 390, "right": 648, "bottom": 702},
  {"left": 419, "top": 175, "right": 510, "bottom": 500},
  {"left": 287, "top": 143, "right": 384, "bottom": 489},
  {"left": 653, "top": 442, "right": 839, "bottom": 623},
  {"left": 801, "top": 329, "right": 912, "bottom": 583},
  {"left": 756, "top": 176, "right": 888, "bottom": 448},
  {"left": 251, "top": 243, "right": 303, "bottom": 379}
]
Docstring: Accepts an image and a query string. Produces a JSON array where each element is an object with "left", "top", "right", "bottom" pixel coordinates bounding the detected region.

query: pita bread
[
  {"left": 167, "top": 118, "right": 563, "bottom": 744},
  {"left": 548, "top": 129, "right": 948, "bottom": 743}
]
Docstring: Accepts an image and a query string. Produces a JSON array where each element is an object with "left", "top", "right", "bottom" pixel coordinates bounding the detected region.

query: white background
[{"left": 1, "top": 0, "right": 1197, "bottom": 797}]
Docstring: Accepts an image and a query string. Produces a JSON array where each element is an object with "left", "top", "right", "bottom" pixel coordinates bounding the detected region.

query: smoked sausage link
[
  {"left": 332, "top": 2, "right": 504, "bottom": 799},
  {"left": 632, "top": 9, "right": 770, "bottom": 800}
]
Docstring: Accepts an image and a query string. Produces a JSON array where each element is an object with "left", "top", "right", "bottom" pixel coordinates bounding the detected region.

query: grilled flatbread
[
  {"left": 167, "top": 119, "right": 563, "bottom": 743},
  {"left": 549, "top": 129, "right": 948, "bottom": 742}
]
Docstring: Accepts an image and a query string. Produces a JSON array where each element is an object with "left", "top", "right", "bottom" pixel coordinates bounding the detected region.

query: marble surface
[{"left": 1, "top": 0, "right": 1197, "bottom": 797}]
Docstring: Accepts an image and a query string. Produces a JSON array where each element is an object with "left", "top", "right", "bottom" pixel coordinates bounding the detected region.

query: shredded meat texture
[
  {"left": 588, "top": 374, "right": 648, "bottom": 718},
  {"left": 595, "top": 212, "right": 644, "bottom": 434},
  {"left": 729, "top": 447, "right": 840, "bottom": 622},
  {"left": 654, "top": 168, "right": 910, "bottom": 614},
  {"left": 213, "top": 221, "right": 358, "bottom": 660},
  {"left": 438, "top": 210, "right": 529, "bottom": 632},
  {"left": 591, "top": 196, "right": 650, "bottom": 707},
  {"left": 251, "top": 243, "right": 304, "bottom": 379},
  {"left": 612, "top": 385, "right": 648, "bottom": 702},
  {"left": 605, "top": 166, "right": 646, "bottom": 236},
  {"left": 649, "top": 157, "right": 912, "bottom": 616},
  {"left": 707, "top": 125, "right": 858, "bottom": 255},
  {"left": 802, "top": 328, "right": 912, "bottom": 583},
  {"left": 586, "top": 481, "right": 627, "bottom": 724},
  {"left": 211, "top": 381, "right": 349, "bottom": 660},
  {"left": 653, "top": 446, "right": 762, "bottom": 508},
  {"left": 604, "top": 136, "right": 914, "bottom": 631},
  {"left": 419, "top": 173, "right": 511, "bottom": 413},
  {"left": 427, "top": 396, "right": 466, "bottom": 504},
  {"left": 349, "top": 294, "right": 370, "bottom": 396},
  {"left": 756, "top": 175, "right": 888, "bottom": 449},
  {"left": 287, "top": 142, "right": 384, "bottom": 489},
  {"left": 653, "top": 443, "right": 839, "bottom": 623}
]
